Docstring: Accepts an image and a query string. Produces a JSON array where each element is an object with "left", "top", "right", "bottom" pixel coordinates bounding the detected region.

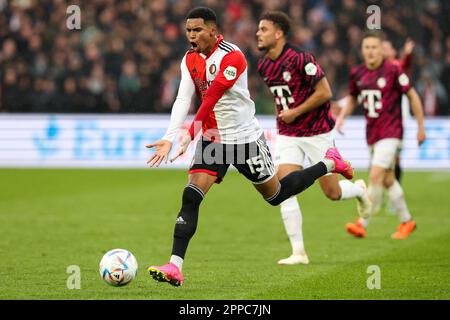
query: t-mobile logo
[
  {"left": 360, "top": 89, "right": 382, "bottom": 118},
  {"left": 269, "top": 85, "right": 295, "bottom": 110}
]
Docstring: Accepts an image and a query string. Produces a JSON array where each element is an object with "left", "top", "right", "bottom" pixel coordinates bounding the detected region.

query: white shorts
[
  {"left": 368, "top": 138, "right": 402, "bottom": 170},
  {"left": 274, "top": 132, "right": 334, "bottom": 172}
]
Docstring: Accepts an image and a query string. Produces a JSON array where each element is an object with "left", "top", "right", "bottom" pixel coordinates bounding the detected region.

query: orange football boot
[
  {"left": 345, "top": 219, "right": 366, "bottom": 238},
  {"left": 391, "top": 220, "right": 416, "bottom": 239}
]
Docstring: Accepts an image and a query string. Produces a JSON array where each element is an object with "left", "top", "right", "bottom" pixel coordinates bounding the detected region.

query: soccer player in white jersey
[{"left": 145, "top": 7, "right": 353, "bottom": 286}]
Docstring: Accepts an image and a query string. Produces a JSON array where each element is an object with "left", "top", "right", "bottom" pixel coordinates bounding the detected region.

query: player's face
[
  {"left": 256, "top": 20, "right": 280, "bottom": 51},
  {"left": 362, "top": 37, "right": 383, "bottom": 67},
  {"left": 185, "top": 18, "right": 217, "bottom": 54}
]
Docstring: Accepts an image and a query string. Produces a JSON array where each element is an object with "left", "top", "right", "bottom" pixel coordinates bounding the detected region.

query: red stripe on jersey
[
  {"left": 188, "top": 50, "right": 247, "bottom": 140},
  {"left": 186, "top": 52, "right": 207, "bottom": 100},
  {"left": 188, "top": 169, "right": 218, "bottom": 176}
]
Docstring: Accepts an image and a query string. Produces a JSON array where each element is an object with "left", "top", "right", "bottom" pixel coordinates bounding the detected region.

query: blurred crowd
[{"left": 0, "top": 0, "right": 449, "bottom": 115}]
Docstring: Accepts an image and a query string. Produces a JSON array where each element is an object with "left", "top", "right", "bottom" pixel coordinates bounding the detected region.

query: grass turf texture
[{"left": 0, "top": 169, "right": 449, "bottom": 299}]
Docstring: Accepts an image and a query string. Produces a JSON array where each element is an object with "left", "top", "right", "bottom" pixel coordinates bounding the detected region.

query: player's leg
[
  {"left": 394, "top": 156, "right": 402, "bottom": 183},
  {"left": 148, "top": 138, "right": 229, "bottom": 286},
  {"left": 254, "top": 149, "right": 353, "bottom": 205},
  {"left": 346, "top": 139, "right": 400, "bottom": 238},
  {"left": 233, "top": 134, "right": 352, "bottom": 205},
  {"left": 272, "top": 135, "right": 309, "bottom": 265},
  {"left": 276, "top": 164, "right": 309, "bottom": 265},
  {"left": 383, "top": 169, "right": 416, "bottom": 239},
  {"left": 148, "top": 172, "right": 216, "bottom": 286},
  {"left": 345, "top": 164, "right": 385, "bottom": 238},
  {"left": 301, "top": 131, "right": 371, "bottom": 216}
]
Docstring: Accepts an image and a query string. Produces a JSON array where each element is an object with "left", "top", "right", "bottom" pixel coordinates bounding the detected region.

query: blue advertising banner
[{"left": 0, "top": 114, "right": 448, "bottom": 169}]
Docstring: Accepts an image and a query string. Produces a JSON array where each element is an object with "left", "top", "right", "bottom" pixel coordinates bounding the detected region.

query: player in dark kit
[
  {"left": 383, "top": 38, "right": 415, "bottom": 184},
  {"left": 336, "top": 31, "right": 426, "bottom": 239},
  {"left": 256, "top": 11, "right": 371, "bottom": 265},
  {"left": 145, "top": 7, "right": 354, "bottom": 286}
]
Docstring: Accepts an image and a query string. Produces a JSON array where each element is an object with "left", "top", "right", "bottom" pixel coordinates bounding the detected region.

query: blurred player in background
[
  {"left": 145, "top": 7, "right": 354, "bottom": 286},
  {"left": 382, "top": 38, "right": 416, "bottom": 184},
  {"left": 256, "top": 11, "right": 371, "bottom": 265},
  {"left": 336, "top": 31, "right": 426, "bottom": 239}
]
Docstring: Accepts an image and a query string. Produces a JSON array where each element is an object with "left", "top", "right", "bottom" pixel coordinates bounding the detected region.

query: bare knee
[
  {"left": 322, "top": 187, "right": 341, "bottom": 201},
  {"left": 319, "top": 175, "right": 341, "bottom": 201},
  {"left": 369, "top": 166, "right": 386, "bottom": 186},
  {"left": 383, "top": 170, "right": 395, "bottom": 188}
]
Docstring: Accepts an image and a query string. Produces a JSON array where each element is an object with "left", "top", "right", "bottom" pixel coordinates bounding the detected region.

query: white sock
[
  {"left": 368, "top": 184, "right": 384, "bottom": 214},
  {"left": 280, "top": 196, "right": 305, "bottom": 255},
  {"left": 387, "top": 180, "right": 412, "bottom": 223},
  {"left": 321, "top": 159, "right": 335, "bottom": 173},
  {"left": 170, "top": 255, "right": 183, "bottom": 271},
  {"left": 339, "top": 180, "right": 365, "bottom": 200},
  {"left": 358, "top": 217, "right": 371, "bottom": 228}
]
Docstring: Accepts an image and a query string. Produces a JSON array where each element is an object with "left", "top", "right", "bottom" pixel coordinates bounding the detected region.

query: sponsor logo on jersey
[
  {"left": 377, "top": 77, "right": 386, "bottom": 88},
  {"left": 398, "top": 73, "right": 409, "bottom": 86},
  {"left": 209, "top": 63, "right": 217, "bottom": 75},
  {"left": 283, "top": 71, "right": 292, "bottom": 82},
  {"left": 223, "top": 66, "right": 237, "bottom": 80},
  {"left": 304, "top": 62, "right": 317, "bottom": 76}
]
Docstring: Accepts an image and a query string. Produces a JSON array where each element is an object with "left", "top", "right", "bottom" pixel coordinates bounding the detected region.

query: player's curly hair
[
  {"left": 186, "top": 7, "right": 217, "bottom": 24},
  {"left": 260, "top": 11, "right": 291, "bottom": 36}
]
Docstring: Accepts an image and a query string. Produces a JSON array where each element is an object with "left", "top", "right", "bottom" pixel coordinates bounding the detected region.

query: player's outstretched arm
[
  {"left": 146, "top": 55, "right": 195, "bottom": 167},
  {"left": 406, "top": 88, "right": 426, "bottom": 146},
  {"left": 146, "top": 140, "right": 172, "bottom": 167},
  {"left": 335, "top": 95, "right": 357, "bottom": 135}
]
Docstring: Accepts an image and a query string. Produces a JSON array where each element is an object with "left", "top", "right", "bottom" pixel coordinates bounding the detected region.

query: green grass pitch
[{"left": 1, "top": 169, "right": 449, "bottom": 299}]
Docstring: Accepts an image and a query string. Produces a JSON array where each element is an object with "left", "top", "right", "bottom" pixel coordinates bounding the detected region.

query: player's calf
[
  {"left": 172, "top": 183, "right": 204, "bottom": 258},
  {"left": 265, "top": 148, "right": 353, "bottom": 206}
]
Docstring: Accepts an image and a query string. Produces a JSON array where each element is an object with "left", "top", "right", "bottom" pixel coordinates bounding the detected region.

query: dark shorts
[{"left": 189, "top": 134, "right": 276, "bottom": 184}]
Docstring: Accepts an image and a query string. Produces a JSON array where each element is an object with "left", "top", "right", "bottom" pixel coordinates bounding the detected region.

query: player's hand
[
  {"left": 170, "top": 134, "right": 192, "bottom": 163},
  {"left": 335, "top": 115, "right": 346, "bottom": 135},
  {"left": 417, "top": 127, "right": 426, "bottom": 146},
  {"left": 278, "top": 108, "right": 299, "bottom": 124},
  {"left": 145, "top": 139, "right": 172, "bottom": 167},
  {"left": 403, "top": 38, "right": 415, "bottom": 55}
]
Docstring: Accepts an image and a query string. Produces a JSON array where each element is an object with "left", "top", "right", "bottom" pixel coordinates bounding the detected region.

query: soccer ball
[{"left": 99, "top": 249, "right": 138, "bottom": 286}]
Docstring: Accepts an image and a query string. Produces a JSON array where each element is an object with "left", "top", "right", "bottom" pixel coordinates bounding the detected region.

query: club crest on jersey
[
  {"left": 209, "top": 63, "right": 217, "bottom": 75},
  {"left": 223, "top": 66, "right": 237, "bottom": 80},
  {"left": 399, "top": 73, "right": 410, "bottom": 86},
  {"left": 304, "top": 62, "right": 317, "bottom": 76},
  {"left": 283, "top": 71, "right": 291, "bottom": 82},
  {"left": 377, "top": 77, "right": 386, "bottom": 88}
]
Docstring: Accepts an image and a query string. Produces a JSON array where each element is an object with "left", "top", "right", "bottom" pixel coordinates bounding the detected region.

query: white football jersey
[{"left": 163, "top": 35, "right": 262, "bottom": 144}]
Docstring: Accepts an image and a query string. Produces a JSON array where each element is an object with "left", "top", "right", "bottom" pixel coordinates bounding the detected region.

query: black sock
[
  {"left": 266, "top": 162, "right": 327, "bottom": 206},
  {"left": 395, "top": 162, "right": 402, "bottom": 183},
  {"left": 171, "top": 184, "right": 204, "bottom": 258}
]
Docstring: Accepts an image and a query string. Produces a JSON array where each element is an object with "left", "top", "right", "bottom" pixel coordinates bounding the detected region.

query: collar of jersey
[
  {"left": 199, "top": 34, "right": 224, "bottom": 60},
  {"left": 268, "top": 42, "right": 290, "bottom": 62}
]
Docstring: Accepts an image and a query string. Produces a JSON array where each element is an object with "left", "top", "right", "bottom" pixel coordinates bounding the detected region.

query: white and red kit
[{"left": 162, "top": 35, "right": 262, "bottom": 144}]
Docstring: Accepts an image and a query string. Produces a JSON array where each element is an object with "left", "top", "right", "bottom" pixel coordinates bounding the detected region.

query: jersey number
[
  {"left": 360, "top": 90, "right": 382, "bottom": 118},
  {"left": 270, "top": 85, "right": 294, "bottom": 110},
  {"left": 246, "top": 155, "right": 265, "bottom": 174}
]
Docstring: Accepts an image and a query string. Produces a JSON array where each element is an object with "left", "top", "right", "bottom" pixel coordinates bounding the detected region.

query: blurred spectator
[
  {"left": 416, "top": 70, "right": 449, "bottom": 116},
  {"left": 118, "top": 59, "right": 141, "bottom": 112},
  {"left": 0, "top": 0, "right": 448, "bottom": 115}
]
